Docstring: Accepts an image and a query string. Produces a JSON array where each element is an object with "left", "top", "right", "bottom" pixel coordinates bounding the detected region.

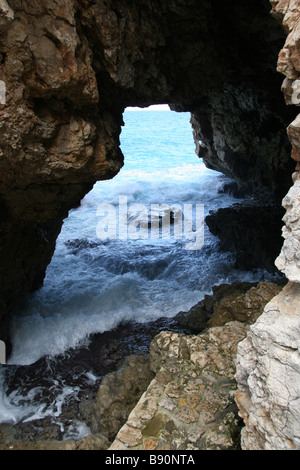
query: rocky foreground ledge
[
  {"left": 109, "top": 282, "right": 283, "bottom": 451},
  {"left": 0, "top": 281, "right": 284, "bottom": 451}
]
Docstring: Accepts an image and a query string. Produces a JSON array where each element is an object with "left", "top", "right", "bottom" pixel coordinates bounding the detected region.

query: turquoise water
[
  {"left": 0, "top": 108, "right": 278, "bottom": 431},
  {"left": 7, "top": 109, "right": 275, "bottom": 366}
]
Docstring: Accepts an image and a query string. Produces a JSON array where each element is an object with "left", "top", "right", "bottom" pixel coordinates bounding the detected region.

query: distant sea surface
[{"left": 0, "top": 108, "right": 278, "bottom": 435}]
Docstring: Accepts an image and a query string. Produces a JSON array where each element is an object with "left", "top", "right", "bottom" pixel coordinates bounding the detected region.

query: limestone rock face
[
  {"left": 271, "top": 0, "right": 300, "bottom": 284},
  {"left": 150, "top": 323, "right": 249, "bottom": 381},
  {"left": 235, "top": 283, "right": 300, "bottom": 450},
  {"left": 0, "top": 1, "right": 13, "bottom": 29},
  {"left": 275, "top": 180, "right": 300, "bottom": 281},
  {"left": 0, "top": 0, "right": 296, "bottom": 345},
  {"left": 175, "top": 281, "right": 283, "bottom": 333},
  {"left": 207, "top": 282, "right": 283, "bottom": 327},
  {"left": 0, "top": 0, "right": 124, "bottom": 347},
  {"left": 110, "top": 322, "right": 250, "bottom": 451},
  {"left": 234, "top": 1, "right": 300, "bottom": 451}
]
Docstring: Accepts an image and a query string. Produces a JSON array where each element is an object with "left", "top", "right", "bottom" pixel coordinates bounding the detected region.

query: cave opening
[
  {"left": 1, "top": 0, "right": 297, "bottom": 352},
  {"left": 6, "top": 104, "right": 284, "bottom": 368},
  {"left": 5, "top": 104, "right": 246, "bottom": 365},
  {"left": 0, "top": 0, "right": 299, "bottom": 449},
  {"left": 0, "top": 103, "right": 283, "bottom": 439}
]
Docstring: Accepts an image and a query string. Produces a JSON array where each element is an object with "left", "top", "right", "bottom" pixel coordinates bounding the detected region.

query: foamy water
[{"left": 0, "top": 108, "right": 279, "bottom": 433}]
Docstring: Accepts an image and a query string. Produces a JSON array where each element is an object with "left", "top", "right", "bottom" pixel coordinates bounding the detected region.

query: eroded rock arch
[{"left": 0, "top": 0, "right": 299, "bottom": 449}]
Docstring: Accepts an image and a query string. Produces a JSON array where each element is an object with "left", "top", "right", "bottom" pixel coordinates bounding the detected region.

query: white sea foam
[
  {"left": 0, "top": 367, "right": 80, "bottom": 425},
  {"left": 62, "top": 420, "right": 91, "bottom": 441},
  {"left": 7, "top": 111, "right": 278, "bottom": 366},
  {"left": 1, "top": 110, "right": 279, "bottom": 435}
]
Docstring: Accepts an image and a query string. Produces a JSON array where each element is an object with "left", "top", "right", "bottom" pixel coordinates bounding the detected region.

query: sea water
[{"left": 0, "top": 107, "right": 278, "bottom": 436}]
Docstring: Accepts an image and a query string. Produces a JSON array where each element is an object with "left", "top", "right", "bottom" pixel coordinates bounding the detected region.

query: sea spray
[
  {"left": 0, "top": 109, "right": 280, "bottom": 438},
  {"left": 96, "top": 195, "right": 205, "bottom": 250}
]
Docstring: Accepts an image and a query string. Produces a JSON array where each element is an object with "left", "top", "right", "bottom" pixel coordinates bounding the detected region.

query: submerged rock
[{"left": 76, "top": 433, "right": 111, "bottom": 451}]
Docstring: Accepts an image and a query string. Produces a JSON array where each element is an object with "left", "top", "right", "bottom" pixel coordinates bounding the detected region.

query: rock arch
[{"left": 0, "top": 0, "right": 299, "bottom": 448}]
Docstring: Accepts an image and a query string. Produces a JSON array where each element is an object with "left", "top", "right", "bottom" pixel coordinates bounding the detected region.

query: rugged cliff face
[
  {"left": 0, "top": 0, "right": 299, "bottom": 451},
  {"left": 235, "top": 0, "right": 300, "bottom": 450},
  {"left": 0, "top": 0, "right": 296, "bottom": 348}
]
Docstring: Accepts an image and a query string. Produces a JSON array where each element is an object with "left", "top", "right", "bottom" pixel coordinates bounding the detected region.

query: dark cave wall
[{"left": 0, "top": 0, "right": 295, "bottom": 345}]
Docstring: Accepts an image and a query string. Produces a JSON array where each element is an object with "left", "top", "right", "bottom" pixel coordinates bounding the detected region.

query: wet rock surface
[
  {"left": 0, "top": 280, "right": 283, "bottom": 450},
  {"left": 0, "top": 0, "right": 296, "bottom": 344},
  {"left": 206, "top": 202, "right": 285, "bottom": 272},
  {"left": 80, "top": 355, "right": 155, "bottom": 442},
  {"left": 0, "top": 316, "right": 190, "bottom": 449}
]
